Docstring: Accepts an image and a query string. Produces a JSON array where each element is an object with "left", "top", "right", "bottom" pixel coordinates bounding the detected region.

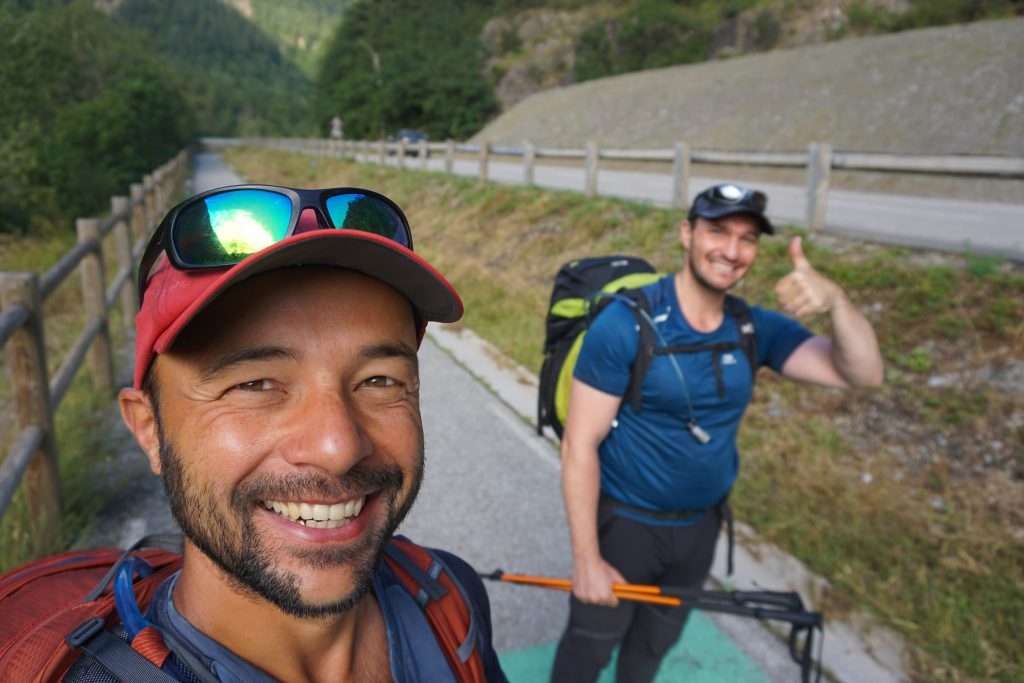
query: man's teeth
[{"left": 262, "top": 496, "right": 366, "bottom": 528}]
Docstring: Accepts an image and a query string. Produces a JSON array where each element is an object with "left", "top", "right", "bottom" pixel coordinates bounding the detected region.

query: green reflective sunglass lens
[
  {"left": 175, "top": 190, "right": 293, "bottom": 266},
  {"left": 325, "top": 193, "right": 409, "bottom": 246}
]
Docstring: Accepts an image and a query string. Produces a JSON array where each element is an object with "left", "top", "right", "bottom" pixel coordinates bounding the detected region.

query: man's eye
[
  {"left": 363, "top": 376, "right": 397, "bottom": 388},
  {"left": 236, "top": 379, "right": 272, "bottom": 391}
]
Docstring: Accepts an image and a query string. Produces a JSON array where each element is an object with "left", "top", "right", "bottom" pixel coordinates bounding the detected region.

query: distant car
[{"left": 391, "top": 128, "right": 429, "bottom": 156}]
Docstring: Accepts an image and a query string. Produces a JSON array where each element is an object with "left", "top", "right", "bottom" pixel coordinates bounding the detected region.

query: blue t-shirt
[{"left": 574, "top": 275, "right": 812, "bottom": 525}]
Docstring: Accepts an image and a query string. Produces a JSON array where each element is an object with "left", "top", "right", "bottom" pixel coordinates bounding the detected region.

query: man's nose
[
  {"left": 281, "top": 386, "right": 372, "bottom": 475},
  {"left": 723, "top": 236, "right": 741, "bottom": 260}
]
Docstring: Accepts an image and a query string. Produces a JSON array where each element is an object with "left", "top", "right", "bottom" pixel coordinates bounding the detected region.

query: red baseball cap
[{"left": 133, "top": 221, "right": 463, "bottom": 389}]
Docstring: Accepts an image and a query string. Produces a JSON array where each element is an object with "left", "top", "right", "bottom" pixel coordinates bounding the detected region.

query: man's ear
[
  {"left": 680, "top": 219, "right": 693, "bottom": 250},
  {"left": 119, "top": 387, "right": 162, "bottom": 475}
]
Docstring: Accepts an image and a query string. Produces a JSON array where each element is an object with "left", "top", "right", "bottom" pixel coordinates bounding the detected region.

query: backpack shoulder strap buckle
[{"left": 65, "top": 616, "right": 105, "bottom": 649}]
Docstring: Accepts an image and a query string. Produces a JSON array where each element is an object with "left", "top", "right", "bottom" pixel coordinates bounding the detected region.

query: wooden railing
[
  {"left": 0, "top": 151, "right": 189, "bottom": 531},
  {"left": 218, "top": 136, "right": 1024, "bottom": 232}
]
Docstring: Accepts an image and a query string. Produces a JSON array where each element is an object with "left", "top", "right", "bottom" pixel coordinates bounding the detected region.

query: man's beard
[
  {"left": 158, "top": 435, "right": 423, "bottom": 619},
  {"left": 688, "top": 247, "right": 739, "bottom": 295}
]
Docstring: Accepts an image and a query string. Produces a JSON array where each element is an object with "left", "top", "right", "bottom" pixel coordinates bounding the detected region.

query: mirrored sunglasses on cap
[
  {"left": 137, "top": 184, "right": 413, "bottom": 304},
  {"left": 702, "top": 183, "right": 767, "bottom": 212}
]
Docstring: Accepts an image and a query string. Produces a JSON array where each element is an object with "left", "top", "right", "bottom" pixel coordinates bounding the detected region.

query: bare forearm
[
  {"left": 561, "top": 436, "right": 603, "bottom": 562},
  {"left": 830, "top": 295, "right": 884, "bottom": 387}
]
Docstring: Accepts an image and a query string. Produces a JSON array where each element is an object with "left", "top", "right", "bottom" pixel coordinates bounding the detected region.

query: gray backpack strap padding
[
  {"left": 84, "top": 533, "right": 184, "bottom": 603},
  {"left": 66, "top": 617, "right": 178, "bottom": 683}
]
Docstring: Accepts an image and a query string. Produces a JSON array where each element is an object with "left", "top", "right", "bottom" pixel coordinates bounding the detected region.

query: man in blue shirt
[{"left": 551, "top": 183, "right": 883, "bottom": 683}]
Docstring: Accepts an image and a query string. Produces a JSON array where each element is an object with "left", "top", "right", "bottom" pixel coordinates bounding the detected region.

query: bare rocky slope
[{"left": 474, "top": 18, "right": 1024, "bottom": 156}]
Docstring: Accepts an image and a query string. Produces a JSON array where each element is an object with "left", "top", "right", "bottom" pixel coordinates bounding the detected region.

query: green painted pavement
[{"left": 498, "top": 611, "right": 773, "bottom": 682}]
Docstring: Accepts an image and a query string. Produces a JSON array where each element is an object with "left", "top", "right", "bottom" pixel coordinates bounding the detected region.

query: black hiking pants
[{"left": 550, "top": 498, "right": 722, "bottom": 683}]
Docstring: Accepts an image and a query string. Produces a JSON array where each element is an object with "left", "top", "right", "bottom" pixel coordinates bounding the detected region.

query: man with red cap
[{"left": 68, "top": 185, "right": 507, "bottom": 681}]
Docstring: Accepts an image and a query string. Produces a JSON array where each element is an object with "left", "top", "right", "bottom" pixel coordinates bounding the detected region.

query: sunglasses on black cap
[
  {"left": 137, "top": 184, "right": 413, "bottom": 305},
  {"left": 690, "top": 184, "right": 767, "bottom": 215},
  {"left": 688, "top": 183, "right": 772, "bottom": 233}
]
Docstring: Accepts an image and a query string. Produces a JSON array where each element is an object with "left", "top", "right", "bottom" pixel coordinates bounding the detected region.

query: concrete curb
[{"left": 426, "top": 322, "right": 911, "bottom": 683}]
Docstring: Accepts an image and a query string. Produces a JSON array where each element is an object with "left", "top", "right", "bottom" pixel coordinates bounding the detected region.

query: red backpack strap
[{"left": 382, "top": 538, "right": 487, "bottom": 683}]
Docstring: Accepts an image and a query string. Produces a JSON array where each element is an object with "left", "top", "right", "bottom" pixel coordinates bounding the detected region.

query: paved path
[
  {"left": 85, "top": 152, "right": 905, "bottom": 682},
  {"left": 371, "top": 151, "right": 1024, "bottom": 260}
]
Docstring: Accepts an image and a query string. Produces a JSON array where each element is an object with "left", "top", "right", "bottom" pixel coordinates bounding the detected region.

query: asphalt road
[{"left": 376, "top": 150, "right": 1024, "bottom": 260}]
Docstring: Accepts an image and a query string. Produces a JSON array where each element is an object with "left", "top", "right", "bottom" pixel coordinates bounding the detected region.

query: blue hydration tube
[{"left": 113, "top": 556, "right": 156, "bottom": 641}]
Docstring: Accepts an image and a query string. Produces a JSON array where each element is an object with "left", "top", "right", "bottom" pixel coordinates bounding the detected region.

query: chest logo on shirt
[
  {"left": 722, "top": 353, "right": 738, "bottom": 366},
  {"left": 740, "top": 322, "right": 754, "bottom": 335}
]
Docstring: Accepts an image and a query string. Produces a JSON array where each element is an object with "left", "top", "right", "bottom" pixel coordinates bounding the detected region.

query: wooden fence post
[
  {"left": 479, "top": 141, "right": 490, "bottom": 183},
  {"left": 806, "top": 142, "right": 832, "bottom": 231},
  {"left": 672, "top": 141, "right": 691, "bottom": 209},
  {"left": 0, "top": 272, "right": 60, "bottom": 537},
  {"left": 419, "top": 139, "right": 428, "bottom": 170},
  {"left": 143, "top": 174, "right": 156, "bottom": 234},
  {"left": 397, "top": 139, "right": 407, "bottom": 170},
  {"left": 523, "top": 139, "right": 536, "bottom": 186},
  {"left": 157, "top": 168, "right": 170, "bottom": 213},
  {"left": 378, "top": 138, "right": 386, "bottom": 165},
  {"left": 111, "top": 197, "right": 137, "bottom": 329},
  {"left": 445, "top": 139, "right": 455, "bottom": 174},
  {"left": 585, "top": 140, "right": 599, "bottom": 197},
  {"left": 130, "top": 183, "right": 146, "bottom": 246},
  {"left": 76, "top": 218, "right": 115, "bottom": 395}
]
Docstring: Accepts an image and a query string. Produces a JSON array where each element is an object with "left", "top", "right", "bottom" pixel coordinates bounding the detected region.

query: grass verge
[{"left": 226, "top": 146, "right": 1023, "bottom": 683}]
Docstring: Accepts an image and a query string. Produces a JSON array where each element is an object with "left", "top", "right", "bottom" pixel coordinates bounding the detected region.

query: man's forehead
[{"left": 699, "top": 214, "right": 761, "bottom": 234}]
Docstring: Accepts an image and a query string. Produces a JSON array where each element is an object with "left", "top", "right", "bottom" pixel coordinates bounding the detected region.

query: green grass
[{"left": 211, "top": 147, "right": 1024, "bottom": 681}]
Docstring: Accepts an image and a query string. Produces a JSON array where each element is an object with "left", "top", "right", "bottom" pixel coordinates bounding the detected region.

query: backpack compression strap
[
  {"left": 383, "top": 539, "right": 487, "bottom": 683},
  {"left": 614, "top": 289, "right": 655, "bottom": 413},
  {"left": 724, "top": 295, "right": 758, "bottom": 377}
]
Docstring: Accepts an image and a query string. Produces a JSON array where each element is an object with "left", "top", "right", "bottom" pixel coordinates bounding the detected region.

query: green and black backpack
[
  {"left": 537, "top": 255, "right": 759, "bottom": 440},
  {"left": 537, "top": 256, "right": 661, "bottom": 438}
]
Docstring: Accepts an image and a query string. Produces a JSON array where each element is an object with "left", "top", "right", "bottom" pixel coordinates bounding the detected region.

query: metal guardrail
[
  {"left": 0, "top": 151, "right": 189, "bottom": 530},
  {"left": 223, "top": 136, "right": 1022, "bottom": 233}
]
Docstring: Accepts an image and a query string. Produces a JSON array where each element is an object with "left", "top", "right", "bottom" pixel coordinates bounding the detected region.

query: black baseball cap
[{"left": 688, "top": 183, "right": 774, "bottom": 235}]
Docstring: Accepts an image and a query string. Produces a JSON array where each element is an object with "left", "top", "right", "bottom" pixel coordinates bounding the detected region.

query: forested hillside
[
  {"left": 110, "top": 0, "right": 313, "bottom": 136},
  {"left": 314, "top": 0, "right": 499, "bottom": 140},
  {"left": 0, "top": 2, "right": 193, "bottom": 234},
  {"left": 2, "top": 0, "right": 1017, "bottom": 235},
  {"left": 222, "top": 0, "right": 347, "bottom": 78}
]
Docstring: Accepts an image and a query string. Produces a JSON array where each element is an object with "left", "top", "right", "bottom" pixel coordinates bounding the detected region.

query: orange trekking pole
[
  {"left": 486, "top": 572, "right": 681, "bottom": 606},
  {"left": 479, "top": 569, "right": 825, "bottom": 683}
]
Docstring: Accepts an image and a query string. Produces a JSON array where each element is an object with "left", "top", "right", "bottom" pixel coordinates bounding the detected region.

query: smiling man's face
[
  {"left": 681, "top": 215, "right": 761, "bottom": 294},
  {"left": 127, "top": 267, "right": 423, "bottom": 618}
]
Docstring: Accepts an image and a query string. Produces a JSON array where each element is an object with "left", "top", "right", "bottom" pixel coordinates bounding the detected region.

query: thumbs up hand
[{"left": 774, "top": 237, "right": 845, "bottom": 317}]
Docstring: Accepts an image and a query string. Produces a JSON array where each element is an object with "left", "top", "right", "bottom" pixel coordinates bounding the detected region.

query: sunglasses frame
[
  {"left": 705, "top": 184, "right": 767, "bottom": 212},
  {"left": 137, "top": 184, "right": 414, "bottom": 306}
]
